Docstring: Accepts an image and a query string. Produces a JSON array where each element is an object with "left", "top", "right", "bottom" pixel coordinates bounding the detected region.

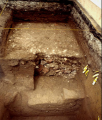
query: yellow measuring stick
[
  {"left": 83, "top": 65, "right": 88, "bottom": 73},
  {"left": 92, "top": 76, "right": 98, "bottom": 85},
  {"left": 85, "top": 70, "right": 89, "bottom": 77},
  {"left": 95, "top": 71, "right": 99, "bottom": 73},
  {"left": 93, "top": 73, "right": 99, "bottom": 78}
]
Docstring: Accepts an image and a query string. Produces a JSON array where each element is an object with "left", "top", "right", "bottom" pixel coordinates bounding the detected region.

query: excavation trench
[{"left": 0, "top": 1, "right": 101, "bottom": 120}]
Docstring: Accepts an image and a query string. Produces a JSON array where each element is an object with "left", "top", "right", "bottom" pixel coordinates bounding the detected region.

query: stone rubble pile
[{"left": 35, "top": 57, "right": 80, "bottom": 79}]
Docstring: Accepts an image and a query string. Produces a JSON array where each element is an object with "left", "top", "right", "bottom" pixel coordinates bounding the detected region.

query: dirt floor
[{"left": 5, "top": 19, "right": 83, "bottom": 59}]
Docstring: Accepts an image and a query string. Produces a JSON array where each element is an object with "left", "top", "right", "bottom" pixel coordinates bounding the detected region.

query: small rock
[
  {"left": 71, "top": 70, "right": 76, "bottom": 74},
  {"left": 48, "top": 63, "right": 55, "bottom": 68},
  {"left": 63, "top": 75, "right": 68, "bottom": 78},
  {"left": 55, "top": 70, "right": 60, "bottom": 73},
  {"left": 68, "top": 70, "right": 76, "bottom": 79},
  {"left": 88, "top": 60, "right": 91, "bottom": 66},
  {"left": 29, "top": 61, "right": 35, "bottom": 66},
  {"left": 46, "top": 58, "right": 53, "bottom": 63},
  {"left": 72, "top": 64, "right": 76, "bottom": 68},
  {"left": 41, "top": 60, "right": 46, "bottom": 65},
  {"left": 37, "top": 64, "right": 43, "bottom": 72},
  {"left": 3, "top": 74, "right": 15, "bottom": 85},
  {"left": 46, "top": 69, "right": 56, "bottom": 76},
  {"left": 72, "top": 60, "right": 77, "bottom": 64},
  {"left": 20, "top": 60, "right": 26, "bottom": 65},
  {"left": 61, "top": 69, "right": 65, "bottom": 73},
  {"left": 36, "top": 66, "right": 39, "bottom": 68},
  {"left": 58, "top": 72, "right": 62, "bottom": 75},
  {"left": 53, "top": 64, "right": 59, "bottom": 69},
  {"left": 64, "top": 58, "right": 67, "bottom": 61},
  {"left": 42, "top": 67, "right": 49, "bottom": 74},
  {"left": 8, "top": 60, "right": 19, "bottom": 66},
  {"left": 60, "top": 64, "right": 65, "bottom": 69},
  {"left": 63, "top": 69, "right": 71, "bottom": 74}
]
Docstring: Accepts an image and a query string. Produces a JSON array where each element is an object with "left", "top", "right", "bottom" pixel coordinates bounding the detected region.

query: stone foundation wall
[{"left": 35, "top": 57, "right": 81, "bottom": 79}]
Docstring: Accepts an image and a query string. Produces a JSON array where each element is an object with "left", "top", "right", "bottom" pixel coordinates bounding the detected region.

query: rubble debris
[
  {"left": 42, "top": 66, "right": 49, "bottom": 75},
  {"left": 34, "top": 57, "right": 80, "bottom": 79},
  {"left": 46, "top": 68, "right": 56, "bottom": 76}
]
